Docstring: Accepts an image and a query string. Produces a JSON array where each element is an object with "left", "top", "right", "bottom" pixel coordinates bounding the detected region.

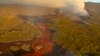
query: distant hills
[{"left": 86, "top": 2, "right": 100, "bottom": 25}]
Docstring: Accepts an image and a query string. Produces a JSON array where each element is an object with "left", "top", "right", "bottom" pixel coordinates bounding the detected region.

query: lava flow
[{"left": 21, "top": 16, "right": 54, "bottom": 56}]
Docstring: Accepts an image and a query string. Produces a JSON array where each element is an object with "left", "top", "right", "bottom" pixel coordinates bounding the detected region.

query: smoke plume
[{"left": 0, "top": 0, "right": 88, "bottom": 16}]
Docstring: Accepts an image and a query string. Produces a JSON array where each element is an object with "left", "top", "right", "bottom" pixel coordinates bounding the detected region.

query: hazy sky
[{"left": 86, "top": 0, "right": 100, "bottom": 2}]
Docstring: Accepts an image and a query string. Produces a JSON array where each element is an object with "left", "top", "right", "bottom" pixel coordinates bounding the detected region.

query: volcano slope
[{"left": 0, "top": 2, "right": 100, "bottom": 56}]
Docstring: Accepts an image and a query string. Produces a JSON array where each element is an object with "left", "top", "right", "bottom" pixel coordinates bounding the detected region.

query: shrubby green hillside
[{"left": 48, "top": 16, "right": 100, "bottom": 56}]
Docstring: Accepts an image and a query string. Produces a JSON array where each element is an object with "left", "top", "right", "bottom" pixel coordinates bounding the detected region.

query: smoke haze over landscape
[{"left": 0, "top": 0, "right": 88, "bottom": 16}]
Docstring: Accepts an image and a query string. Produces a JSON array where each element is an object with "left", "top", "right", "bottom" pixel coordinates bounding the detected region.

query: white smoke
[{"left": 0, "top": 0, "right": 88, "bottom": 16}]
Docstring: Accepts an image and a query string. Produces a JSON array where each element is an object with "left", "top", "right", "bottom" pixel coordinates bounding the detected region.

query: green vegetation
[
  {"left": 48, "top": 16, "right": 100, "bottom": 56},
  {"left": 0, "top": 16, "right": 42, "bottom": 43}
]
